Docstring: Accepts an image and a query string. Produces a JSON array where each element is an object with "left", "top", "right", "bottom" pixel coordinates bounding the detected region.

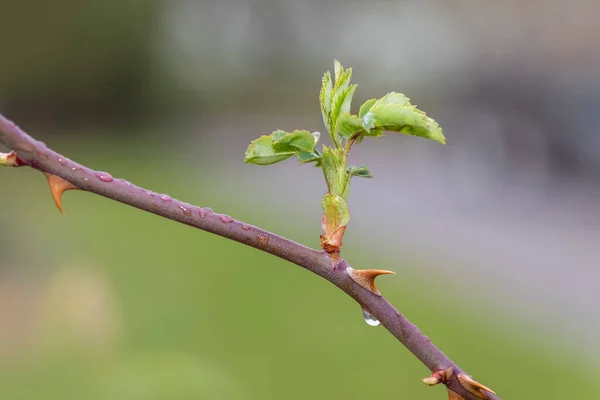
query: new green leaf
[
  {"left": 331, "top": 85, "right": 356, "bottom": 141},
  {"left": 322, "top": 193, "right": 350, "bottom": 231},
  {"left": 323, "top": 61, "right": 356, "bottom": 145},
  {"left": 273, "top": 130, "right": 316, "bottom": 152},
  {"left": 320, "top": 71, "right": 333, "bottom": 130},
  {"left": 245, "top": 130, "right": 317, "bottom": 165},
  {"left": 348, "top": 165, "right": 373, "bottom": 179},
  {"left": 359, "top": 99, "right": 377, "bottom": 119},
  {"left": 336, "top": 113, "right": 363, "bottom": 138},
  {"left": 321, "top": 147, "right": 346, "bottom": 197},
  {"left": 372, "top": 92, "right": 411, "bottom": 107},
  {"left": 365, "top": 103, "right": 445, "bottom": 144}
]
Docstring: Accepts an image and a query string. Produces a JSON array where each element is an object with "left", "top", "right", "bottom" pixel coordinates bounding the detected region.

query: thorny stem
[{"left": 0, "top": 113, "right": 499, "bottom": 400}]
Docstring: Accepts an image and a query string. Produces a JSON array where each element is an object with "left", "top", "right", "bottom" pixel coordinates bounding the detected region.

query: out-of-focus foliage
[{"left": 0, "top": 0, "right": 161, "bottom": 123}]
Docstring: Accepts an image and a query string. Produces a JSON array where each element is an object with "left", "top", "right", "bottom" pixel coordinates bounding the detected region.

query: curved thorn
[
  {"left": 457, "top": 374, "right": 496, "bottom": 398},
  {"left": 44, "top": 172, "right": 80, "bottom": 214},
  {"left": 346, "top": 267, "right": 395, "bottom": 295}
]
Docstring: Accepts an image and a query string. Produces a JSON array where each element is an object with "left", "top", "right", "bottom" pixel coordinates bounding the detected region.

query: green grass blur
[{"left": 0, "top": 135, "right": 597, "bottom": 399}]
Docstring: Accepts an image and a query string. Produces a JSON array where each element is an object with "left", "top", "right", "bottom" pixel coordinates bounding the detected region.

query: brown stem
[{"left": 0, "top": 113, "right": 499, "bottom": 400}]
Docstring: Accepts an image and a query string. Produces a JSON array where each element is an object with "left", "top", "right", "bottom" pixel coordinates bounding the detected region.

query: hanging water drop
[{"left": 362, "top": 309, "right": 380, "bottom": 327}]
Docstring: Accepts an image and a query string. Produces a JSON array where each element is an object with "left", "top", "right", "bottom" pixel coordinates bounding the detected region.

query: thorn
[
  {"left": 346, "top": 267, "right": 395, "bottom": 295},
  {"left": 422, "top": 367, "right": 453, "bottom": 386},
  {"left": 44, "top": 172, "right": 80, "bottom": 214},
  {"left": 447, "top": 389, "right": 466, "bottom": 400},
  {"left": 457, "top": 374, "right": 496, "bottom": 399}
]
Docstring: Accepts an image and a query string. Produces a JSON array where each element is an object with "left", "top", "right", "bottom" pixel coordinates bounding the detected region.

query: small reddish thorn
[
  {"left": 44, "top": 173, "right": 80, "bottom": 214},
  {"left": 346, "top": 267, "right": 395, "bottom": 295},
  {"left": 457, "top": 374, "right": 496, "bottom": 398}
]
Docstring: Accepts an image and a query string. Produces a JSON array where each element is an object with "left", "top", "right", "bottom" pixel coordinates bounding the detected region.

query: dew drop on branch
[
  {"left": 362, "top": 309, "right": 380, "bottom": 327},
  {"left": 95, "top": 172, "right": 114, "bottom": 183},
  {"left": 178, "top": 205, "right": 192, "bottom": 216},
  {"left": 219, "top": 214, "right": 233, "bottom": 223}
]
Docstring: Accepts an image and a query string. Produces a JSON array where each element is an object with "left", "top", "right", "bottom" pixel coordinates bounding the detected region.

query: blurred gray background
[{"left": 1, "top": 1, "right": 599, "bottom": 399}]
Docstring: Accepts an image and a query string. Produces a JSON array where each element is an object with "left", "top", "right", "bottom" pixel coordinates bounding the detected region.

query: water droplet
[
  {"left": 199, "top": 208, "right": 212, "bottom": 218},
  {"left": 57, "top": 157, "right": 67, "bottom": 166},
  {"left": 242, "top": 225, "right": 251, "bottom": 231},
  {"left": 96, "top": 172, "right": 114, "bottom": 183},
  {"left": 256, "top": 234, "right": 269, "bottom": 248},
  {"left": 160, "top": 194, "right": 172, "bottom": 202},
  {"left": 362, "top": 309, "right": 380, "bottom": 327},
  {"left": 71, "top": 167, "right": 82, "bottom": 172},
  {"left": 178, "top": 205, "right": 192, "bottom": 216},
  {"left": 148, "top": 192, "right": 156, "bottom": 197},
  {"left": 219, "top": 214, "right": 233, "bottom": 223}
]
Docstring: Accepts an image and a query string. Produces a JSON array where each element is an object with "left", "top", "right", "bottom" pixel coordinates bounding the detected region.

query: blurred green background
[{"left": 1, "top": 1, "right": 600, "bottom": 399}]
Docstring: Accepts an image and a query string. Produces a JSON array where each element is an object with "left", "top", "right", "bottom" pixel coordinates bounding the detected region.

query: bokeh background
[{"left": 1, "top": 1, "right": 599, "bottom": 398}]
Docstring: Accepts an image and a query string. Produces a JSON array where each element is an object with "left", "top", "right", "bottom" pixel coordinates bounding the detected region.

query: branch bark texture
[{"left": 0, "top": 113, "right": 499, "bottom": 400}]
